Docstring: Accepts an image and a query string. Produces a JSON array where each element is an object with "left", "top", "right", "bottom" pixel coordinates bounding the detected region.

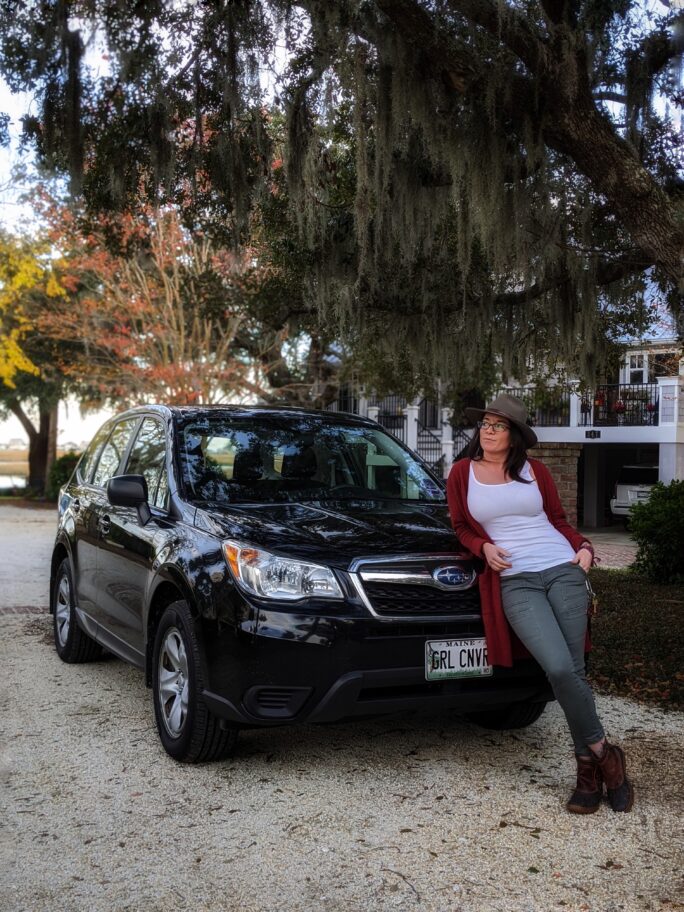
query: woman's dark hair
[{"left": 466, "top": 421, "right": 532, "bottom": 483}]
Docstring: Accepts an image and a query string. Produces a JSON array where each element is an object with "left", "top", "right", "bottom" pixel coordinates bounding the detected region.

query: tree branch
[
  {"left": 593, "top": 91, "right": 627, "bottom": 103},
  {"left": 493, "top": 250, "right": 654, "bottom": 308},
  {"left": 372, "top": 0, "right": 479, "bottom": 91},
  {"left": 539, "top": 0, "right": 580, "bottom": 27},
  {"left": 629, "top": 26, "right": 684, "bottom": 82},
  {"left": 6, "top": 398, "right": 38, "bottom": 441},
  {"left": 443, "top": 0, "right": 549, "bottom": 74}
]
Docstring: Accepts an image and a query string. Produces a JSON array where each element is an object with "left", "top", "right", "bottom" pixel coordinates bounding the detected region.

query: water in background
[{"left": 0, "top": 475, "right": 27, "bottom": 490}]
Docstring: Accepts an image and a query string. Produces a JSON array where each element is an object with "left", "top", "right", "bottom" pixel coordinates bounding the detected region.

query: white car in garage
[{"left": 610, "top": 465, "right": 659, "bottom": 517}]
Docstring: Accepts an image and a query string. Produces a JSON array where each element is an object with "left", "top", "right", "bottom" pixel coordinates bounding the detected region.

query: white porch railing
[{"left": 328, "top": 372, "right": 684, "bottom": 478}]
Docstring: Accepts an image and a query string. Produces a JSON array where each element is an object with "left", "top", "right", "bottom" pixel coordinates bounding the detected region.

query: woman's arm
[
  {"left": 446, "top": 462, "right": 488, "bottom": 557},
  {"left": 531, "top": 459, "right": 594, "bottom": 566}
]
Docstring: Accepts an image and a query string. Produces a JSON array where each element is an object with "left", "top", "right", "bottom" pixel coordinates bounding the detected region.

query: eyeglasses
[{"left": 477, "top": 420, "right": 510, "bottom": 433}]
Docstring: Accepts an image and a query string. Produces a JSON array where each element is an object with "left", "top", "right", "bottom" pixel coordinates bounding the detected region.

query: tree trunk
[
  {"left": 542, "top": 84, "right": 684, "bottom": 294},
  {"left": 7, "top": 398, "right": 56, "bottom": 495},
  {"left": 27, "top": 408, "right": 51, "bottom": 494},
  {"left": 46, "top": 403, "right": 59, "bottom": 482}
]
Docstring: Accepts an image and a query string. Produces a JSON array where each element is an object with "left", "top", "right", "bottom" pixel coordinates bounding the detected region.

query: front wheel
[
  {"left": 53, "top": 559, "right": 102, "bottom": 663},
  {"left": 152, "top": 600, "right": 238, "bottom": 763},
  {"left": 465, "top": 701, "right": 547, "bottom": 731}
]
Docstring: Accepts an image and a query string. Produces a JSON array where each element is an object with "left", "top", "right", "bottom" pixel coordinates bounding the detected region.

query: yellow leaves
[
  {"left": 46, "top": 271, "right": 67, "bottom": 298},
  {"left": 0, "top": 231, "right": 52, "bottom": 388},
  {"left": 0, "top": 251, "right": 43, "bottom": 297},
  {"left": 0, "top": 329, "right": 40, "bottom": 388}
]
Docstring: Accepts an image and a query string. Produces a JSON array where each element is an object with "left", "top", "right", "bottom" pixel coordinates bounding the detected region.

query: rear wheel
[
  {"left": 465, "top": 700, "right": 547, "bottom": 730},
  {"left": 53, "top": 559, "right": 102, "bottom": 663},
  {"left": 152, "top": 600, "right": 238, "bottom": 762}
]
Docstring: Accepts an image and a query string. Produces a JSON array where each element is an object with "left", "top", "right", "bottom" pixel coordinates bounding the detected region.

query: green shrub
[
  {"left": 46, "top": 451, "right": 81, "bottom": 501},
  {"left": 629, "top": 480, "right": 684, "bottom": 584}
]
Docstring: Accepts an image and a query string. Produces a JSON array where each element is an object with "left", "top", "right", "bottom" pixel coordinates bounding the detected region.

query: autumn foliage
[
  {"left": 39, "top": 203, "right": 283, "bottom": 407},
  {"left": 0, "top": 231, "right": 48, "bottom": 389}
]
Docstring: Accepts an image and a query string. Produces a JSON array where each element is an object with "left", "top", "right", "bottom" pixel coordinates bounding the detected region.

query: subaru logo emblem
[{"left": 433, "top": 566, "right": 470, "bottom": 587}]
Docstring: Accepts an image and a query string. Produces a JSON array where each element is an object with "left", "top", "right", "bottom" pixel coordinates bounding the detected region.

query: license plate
[{"left": 425, "top": 638, "right": 493, "bottom": 680}]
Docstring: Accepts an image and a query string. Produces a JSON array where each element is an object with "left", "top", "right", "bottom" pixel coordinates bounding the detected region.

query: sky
[{"left": 0, "top": 85, "right": 39, "bottom": 231}]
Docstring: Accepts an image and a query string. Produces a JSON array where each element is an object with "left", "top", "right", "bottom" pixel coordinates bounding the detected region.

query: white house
[{"left": 328, "top": 336, "right": 684, "bottom": 529}]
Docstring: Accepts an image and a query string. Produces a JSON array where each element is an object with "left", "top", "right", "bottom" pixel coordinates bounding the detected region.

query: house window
[{"left": 629, "top": 353, "right": 645, "bottom": 384}]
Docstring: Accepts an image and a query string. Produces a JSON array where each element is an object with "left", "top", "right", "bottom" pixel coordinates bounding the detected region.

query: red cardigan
[{"left": 446, "top": 457, "right": 589, "bottom": 668}]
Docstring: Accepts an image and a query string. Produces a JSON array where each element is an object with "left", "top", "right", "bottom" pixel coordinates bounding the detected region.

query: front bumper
[{"left": 199, "top": 604, "right": 552, "bottom": 727}]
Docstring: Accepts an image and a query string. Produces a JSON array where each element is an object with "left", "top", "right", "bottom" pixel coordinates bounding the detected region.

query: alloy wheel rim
[
  {"left": 55, "top": 575, "right": 71, "bottom": 646},
  {"left": 158, "top": 627, "right": 189, "bottom": 738}
]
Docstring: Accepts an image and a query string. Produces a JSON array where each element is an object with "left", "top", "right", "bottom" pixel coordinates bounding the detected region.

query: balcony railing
[
  {"left": 591, "top": 383, "right": 659, "bottom": 427},
  {"left": 493, "top": 386, "right": 572, "bottom": 427},
  {"left": 325, "top": 382, "right": 668, "bottom": 440},
  {"left": 496, "top": 383, "right": 662, "bottom": 428}
]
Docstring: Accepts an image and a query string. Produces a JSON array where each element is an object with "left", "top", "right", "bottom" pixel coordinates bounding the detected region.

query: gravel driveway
[{"left": 1, "top": 504, "right": 682, "bottom": 912}]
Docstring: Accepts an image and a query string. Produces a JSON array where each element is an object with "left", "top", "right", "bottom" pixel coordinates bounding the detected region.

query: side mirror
[{"left": 107, "top": 474, "right": 151, "bottom": 525}]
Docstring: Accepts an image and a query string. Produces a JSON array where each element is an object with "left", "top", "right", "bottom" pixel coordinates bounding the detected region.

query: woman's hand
[
  {"left": 482, "top": 542, "right": 513, "bottom": 572},
  {"left": 572, "top": 547, "right": 593, "bottom": 572}
]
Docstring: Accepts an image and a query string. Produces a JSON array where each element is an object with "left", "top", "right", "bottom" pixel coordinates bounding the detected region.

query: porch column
[
  {"left": 367, "top": 405, "right": 380, "bottom": 424},
  {"left": 404, "top": 401, "right": 420, "bottom": 452},
  {"left": 569, "top": 392, "right": 581, "bottom": 428},
  {"left": 440, "top": 408, "right": 454, "bottom": 477},
  {"left": 657, "top": 376, "right": 678, "bottom": 426},
  {"left": 582, "top": 445, "right": 605, "bottom": 528},
  {"left": 658, "top": 367, "right": 684, "bottom": 483},
  {"left": 357, "top": 395, "right": 369, "bottom": 418}
]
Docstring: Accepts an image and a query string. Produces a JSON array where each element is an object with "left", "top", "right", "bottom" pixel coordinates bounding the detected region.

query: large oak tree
[{"left": 1, "top": 0, "right": 681, "bottom": 387}]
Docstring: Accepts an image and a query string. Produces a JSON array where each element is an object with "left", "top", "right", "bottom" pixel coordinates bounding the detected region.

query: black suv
[{"left": 50, "top": 406, "right": 551, "bottom": 762}]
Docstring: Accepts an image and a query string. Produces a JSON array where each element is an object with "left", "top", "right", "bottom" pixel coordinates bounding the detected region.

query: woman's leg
[
  {"left": 500, "top": 568, "right": 604, "bottom": 755},
  {"left": 542, "top": 563, "right": 606, "bottom": 751},
  {"left": 543, "top": 563, "right": 633, "bottom": 812}
]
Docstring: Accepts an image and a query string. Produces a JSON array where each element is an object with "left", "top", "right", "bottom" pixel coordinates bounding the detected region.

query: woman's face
[{"left": 479, "top": 411, "right": 511, "bottom": 458}]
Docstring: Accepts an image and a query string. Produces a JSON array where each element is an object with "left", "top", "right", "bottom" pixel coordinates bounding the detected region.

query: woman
[{"left": 446, "top": 394, "right": 633, "bottom": 813}]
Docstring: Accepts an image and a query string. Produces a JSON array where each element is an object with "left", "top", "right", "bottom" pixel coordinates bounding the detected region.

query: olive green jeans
[{"left": 500, "top": 561, "right": 605, "bottom": 755}]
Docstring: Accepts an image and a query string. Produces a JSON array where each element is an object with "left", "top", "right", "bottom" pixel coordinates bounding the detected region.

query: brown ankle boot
[
  {"left": 594, "top": 743, "right": 634, "bottom": 812},
  {"left": 567, "top": 753, "right": 603, "bottom": 814}
]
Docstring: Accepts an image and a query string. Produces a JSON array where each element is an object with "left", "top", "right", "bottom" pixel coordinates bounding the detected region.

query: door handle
[{"left": 99, "top": 515, "right": 111, "bottom": 535}]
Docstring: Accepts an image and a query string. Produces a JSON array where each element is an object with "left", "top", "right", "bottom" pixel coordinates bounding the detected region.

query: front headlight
[{"left": 223, "top": 540, "right": 343, "bottom": 601}]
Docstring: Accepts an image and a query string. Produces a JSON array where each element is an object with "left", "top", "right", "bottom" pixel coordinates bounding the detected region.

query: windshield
[{"left": 176, "top": 414, "right": 445, "bottom": 505}]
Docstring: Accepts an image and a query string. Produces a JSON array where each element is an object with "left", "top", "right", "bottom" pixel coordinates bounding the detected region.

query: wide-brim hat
[{"left": 465, "top": 393, "right": 538, "bottom": 448}]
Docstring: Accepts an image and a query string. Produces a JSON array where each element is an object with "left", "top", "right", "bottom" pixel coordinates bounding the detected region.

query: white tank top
[{"left": 467, "top": 461, "right": 575, "bottom": 576}]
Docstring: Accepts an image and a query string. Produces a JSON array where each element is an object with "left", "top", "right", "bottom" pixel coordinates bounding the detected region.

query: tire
[
  {"left": 53, "top": 558, "right": 102, "bottom": 663},
  {"left": 465, "top": 700, "right": 547, "bottom": 731},
  {"left": 152, "top": 600, "right": 238, "bottom": 763}
]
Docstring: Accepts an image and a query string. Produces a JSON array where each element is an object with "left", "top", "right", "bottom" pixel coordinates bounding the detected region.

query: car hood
[{"left": 194, "top": 499, "right": 467, "bottom": 568}]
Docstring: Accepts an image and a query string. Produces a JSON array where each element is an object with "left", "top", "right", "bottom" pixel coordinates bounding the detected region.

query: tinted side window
[
  {"left": 77, "top": 426, "right": 112, "bottom": 484},
  {"left": 125, "top": 418, "right": 168, "bottom": 509},
  {"left": 92, "top": 419, "right": 139, "bottom": 489}
]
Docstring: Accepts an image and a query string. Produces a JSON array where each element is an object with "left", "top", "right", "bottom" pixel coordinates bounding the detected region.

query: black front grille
[
  {"left": 362, "top": 581, "right": 480, "bottom": 617},
  {"left": 365, "top": 621, "right": 484, "bottom": 639}
]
